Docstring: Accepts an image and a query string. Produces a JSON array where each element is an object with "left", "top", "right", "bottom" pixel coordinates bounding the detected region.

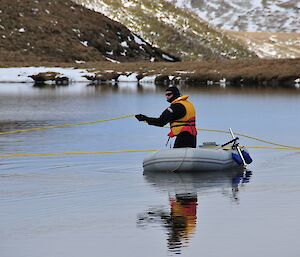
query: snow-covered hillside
[
  {"left": 74, "top": 0, "right": 255, "bottom": 60},
  {"left": 167, "top": 0, "right": 300, "bottom": 32},
  {"left": 74, "top": 0, "right": 300, "bottom": 59}
]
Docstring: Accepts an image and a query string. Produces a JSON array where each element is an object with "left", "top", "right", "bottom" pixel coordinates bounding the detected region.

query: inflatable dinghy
[{"left": 143, "top": 129, "right": 252, "bottom": 173}]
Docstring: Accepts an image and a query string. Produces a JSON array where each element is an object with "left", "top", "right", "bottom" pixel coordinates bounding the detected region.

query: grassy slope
[{"left": 74, "top": 0, "right": 256, "bottom": 60}]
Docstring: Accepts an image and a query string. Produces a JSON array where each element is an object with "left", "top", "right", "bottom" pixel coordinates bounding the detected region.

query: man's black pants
[{"left": 173, "top": 132, "right": 197, "bottom": 148}]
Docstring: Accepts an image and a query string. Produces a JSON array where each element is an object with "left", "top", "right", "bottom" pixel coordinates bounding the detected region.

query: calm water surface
[{"left": 0, "top": 83, "right": 300, "bottom": 257}]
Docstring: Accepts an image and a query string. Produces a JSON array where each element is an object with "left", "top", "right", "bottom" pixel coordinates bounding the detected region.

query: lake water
[{"left": 0, "top": 83, "right": 300, "bottom": 257}]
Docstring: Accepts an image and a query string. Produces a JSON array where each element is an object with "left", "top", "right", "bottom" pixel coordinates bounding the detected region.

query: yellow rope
[
  {"left": 0, "top": 114, "right": 135, "bottom": 135},
  {"left": 198, "top": 128, "right": 229, "bottom": 134},
  {"left": 1, "top": 145, "right": 299, "bottom": 159},
  {"left": 197, "top": 128, "right": 300, "bottom": 149},
  {"left": 0, "top": 114, "right": 299, "bottom": 157},
  {"left": 0, "top": 149, "right": 158, "bottom": 159},
  {"left": 244, "top": 146, "right": 300, "bottom": 150},
  {"left": 0, "top": 146, "right": 299, "bottom": 159},
  {"left": 1, "top": 113, "right": 298, "bottom": 149},
  {"left": 235, "top": 132, "right": 299, "bottom": 149}
]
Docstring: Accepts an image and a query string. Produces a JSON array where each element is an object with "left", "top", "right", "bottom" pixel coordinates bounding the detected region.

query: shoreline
[{"left": 0, "top": 59, "right": 299, "bottom": 87}]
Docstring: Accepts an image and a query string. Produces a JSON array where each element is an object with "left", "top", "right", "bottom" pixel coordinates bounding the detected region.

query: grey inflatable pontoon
[
  {"left": 143, "top": 129, "right": 252, "bottom": 173},
  {"left": 143, "top": 147, "right": 242, "bottom": 172}
]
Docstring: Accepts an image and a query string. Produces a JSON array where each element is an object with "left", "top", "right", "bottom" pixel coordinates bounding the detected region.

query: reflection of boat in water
[
  {"left": 138, "top": 169, "right": 252, "bottom": 254},
  {"left": 143, "top": 169, "right": 252, "bottom": 197}
]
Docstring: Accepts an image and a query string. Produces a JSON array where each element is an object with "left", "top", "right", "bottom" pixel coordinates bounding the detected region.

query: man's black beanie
[{"left": 165, "top": 86, "right": 181, "bottom": 98}]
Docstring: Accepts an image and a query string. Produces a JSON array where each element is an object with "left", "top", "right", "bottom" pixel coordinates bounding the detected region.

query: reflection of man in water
[
  {"left": 166, "top": 193, "right": 198, "bottom": 253},
  {"left": 137, "top": 193, "right": 198, "bottom": 254},
  {"left": 138, "top": 170, "right": 253, "bottom": 253},
  {"left": 168, "top": 194, "right": 197, "bottom": 250}
]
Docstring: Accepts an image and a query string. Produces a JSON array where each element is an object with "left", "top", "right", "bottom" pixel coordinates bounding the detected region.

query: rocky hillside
[
  {"left": 167, "top": 0, "right": 300, "bottom": 59},
  {"left": 0, "top": 0, "right": 178, "bottom": 63},
  {"left": 74, "top": 0, "right": 256, "bottom": 60},
  {"left": 168, "top": 0, "right": 300, "bottom": 32},
  {"left": 228, "top": 31, "right": 300, "bottom": 59}
]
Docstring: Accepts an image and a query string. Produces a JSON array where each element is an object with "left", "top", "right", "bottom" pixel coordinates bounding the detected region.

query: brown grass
[
  {"left": 2, "top": 59, "right": 299, "bottom": 86},
  {"left": 0, "top": 0, "right": 179, "bottom": 63}
]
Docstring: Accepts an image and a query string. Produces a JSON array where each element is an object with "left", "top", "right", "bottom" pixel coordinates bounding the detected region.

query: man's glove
[{"left": 135, "top": 114, "right": 147, "bottom": 121}]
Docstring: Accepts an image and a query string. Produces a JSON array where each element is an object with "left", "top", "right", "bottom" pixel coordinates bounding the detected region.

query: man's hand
[{"left": 135, "top": 114, "right": 147, "bottom": 121}]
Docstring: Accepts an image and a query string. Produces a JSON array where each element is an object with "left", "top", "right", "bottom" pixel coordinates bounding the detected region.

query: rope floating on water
[
  {"left": 0, "top": 149, "right": 158, "bottom": 159},
  {"left": 0, "top": 114, "right": 135, "bottom": 135},
  {"left": 0, "top": 146, "right": 299, "bottom": 159},
  {"left": 0, "top": 114, "right": 299, "bottom": 159},
  {"left": 198, "top": 128, "right": 300, "bottom": 149}
]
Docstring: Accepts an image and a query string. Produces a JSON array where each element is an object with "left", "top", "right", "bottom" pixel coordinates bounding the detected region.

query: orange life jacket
[
  {"left": 169, "top": 196, "right": 197, "bottom": 237},
  {"left": 168, "top": 95, "right": 197, "bottom": 138}
]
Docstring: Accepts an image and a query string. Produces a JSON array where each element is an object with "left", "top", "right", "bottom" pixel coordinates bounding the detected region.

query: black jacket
[{"left": 145, "top": 103, "right": 186, "bottom": 127}]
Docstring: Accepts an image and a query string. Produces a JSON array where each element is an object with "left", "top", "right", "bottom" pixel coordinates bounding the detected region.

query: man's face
[{"left": 165, "top": 91, "right": 173, "bottom": 102}]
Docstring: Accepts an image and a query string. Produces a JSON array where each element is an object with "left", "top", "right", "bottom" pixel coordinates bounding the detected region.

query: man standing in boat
[{"left": 135, "top": 86, "right": 197, "bottom": 148}]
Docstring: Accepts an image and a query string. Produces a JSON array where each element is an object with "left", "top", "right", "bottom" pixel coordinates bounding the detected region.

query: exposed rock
[
  {"left": 84, "top": 72, "right": 120, "bottom": 83},
  {"left": 154, "top": 75, "right": 170, "bottom": 86},
  {"left": 29, "top": 72, "right": 69, "bottom": 85}
]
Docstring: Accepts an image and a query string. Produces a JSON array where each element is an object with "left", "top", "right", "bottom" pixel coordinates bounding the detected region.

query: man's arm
[
  {"left": 145, "top": 108, "right": 173, "bottom": 127},
  {"left": 135, "top": 103, "right": 186, "bottom": 127}
]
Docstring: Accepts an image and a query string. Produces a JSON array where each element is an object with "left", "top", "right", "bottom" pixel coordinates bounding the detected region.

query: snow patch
[
  {"left": 133, "top": 34, "right": 146, "bottom": 45},
  {"left": 118, "top": 73, "right": 139, "bottom": 82},
  {"left": 106, "top": 57, "right": 120, "bottom": 63},
  {"left": 0, "top": 67, "right": 95, "bottom": 83},
  {"left": 80, "top": 41, "right": 88, "bottom": 47},
  {"left": 121, "top": 41, "right": 129, "bottom": 48},
  {"left": 162, "top": 54, "right": 174, "bottom": 61},
  {"left": 123, "top": 1, "right": 136, "bottom": 8},
  {"left": 139, "top": 75, "right": 157, "bottom": 83}
]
